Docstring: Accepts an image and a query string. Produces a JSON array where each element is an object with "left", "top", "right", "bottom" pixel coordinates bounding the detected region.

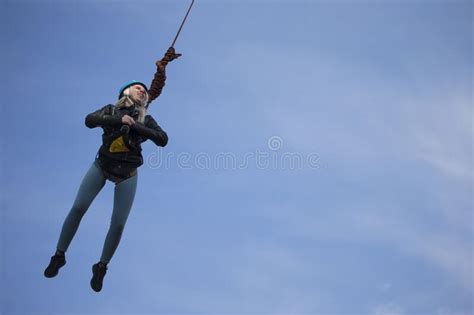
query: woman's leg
[
  {"left": 56, "top": 161, "right": 106, "bottom": 252},
  {"left": 99, "top": 173, "right": 138, "bottom": 264}
]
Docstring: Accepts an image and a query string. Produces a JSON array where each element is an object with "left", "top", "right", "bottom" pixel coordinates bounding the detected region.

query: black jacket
[{"left": 85, "top": 104, "right": 168, "bottom": 177}]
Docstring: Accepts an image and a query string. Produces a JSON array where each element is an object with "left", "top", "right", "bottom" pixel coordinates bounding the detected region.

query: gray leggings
[{"left": 56, "top": 160, "right": 137, "bottom": 264}]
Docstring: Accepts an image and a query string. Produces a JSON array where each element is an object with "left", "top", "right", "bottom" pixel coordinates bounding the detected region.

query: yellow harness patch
[{"left": 109, "top": 136, "right": 130, "bottom": 153}]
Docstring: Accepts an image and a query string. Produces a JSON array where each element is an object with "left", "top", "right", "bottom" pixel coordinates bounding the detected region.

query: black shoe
[
  {"left": 90, "top": 262, "right": 107, "bottom": 292},
  {"left": 44, "top": 254, "right": 66, "bottom": 278}
]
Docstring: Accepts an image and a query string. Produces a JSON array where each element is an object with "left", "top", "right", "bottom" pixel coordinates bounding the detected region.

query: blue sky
[{"left": 1, "top": 0, "right": 472, "bottom": 314}]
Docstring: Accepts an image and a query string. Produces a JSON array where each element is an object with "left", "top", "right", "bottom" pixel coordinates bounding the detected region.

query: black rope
[{"left": 171, "top": 0, "right": 195, "bottom": 48}]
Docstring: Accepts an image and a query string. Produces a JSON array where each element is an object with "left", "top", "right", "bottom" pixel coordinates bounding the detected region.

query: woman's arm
[
  {"left": 147, "top": 63, "right": 167, "bottom": 103},
  {"left": 147, "top": 47, "right": 181, "bottom": 104},
  {"left": 85, "top": 105, "right": 122, "bottom": 129},
  {"left": 131, "top": 116, "right": 168, "bottom": 147}
]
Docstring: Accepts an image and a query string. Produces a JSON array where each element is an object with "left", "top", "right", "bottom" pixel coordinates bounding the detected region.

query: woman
[{"left": 44, "top": 47, "right": 181, "bottom": 292}]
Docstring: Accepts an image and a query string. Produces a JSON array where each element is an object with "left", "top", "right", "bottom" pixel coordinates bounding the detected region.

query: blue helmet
[{"left": 118, "top": 80, "right": 148, "bottom": 99}]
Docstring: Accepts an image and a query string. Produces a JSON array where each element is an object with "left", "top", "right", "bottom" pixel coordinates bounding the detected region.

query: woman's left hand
[
  {"left": 164, "top": 47, "right": 182, "bottom": 62},
  {"left": 156, "top": 47, "right": 182, "bottom": 69}
]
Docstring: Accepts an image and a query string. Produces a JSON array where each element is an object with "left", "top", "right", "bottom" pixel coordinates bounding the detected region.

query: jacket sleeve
[
  {"left": 131, "top": 115, "right": 168, "bottom": 147},
  {"left": 85, "top": 105, "right": 122, "bottom": 129},
  {"left": 147, "top": 64, "right": 167, "bottom": 104}
]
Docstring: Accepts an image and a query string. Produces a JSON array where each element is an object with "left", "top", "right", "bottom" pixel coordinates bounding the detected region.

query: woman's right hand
[{"left": 122, "top": 114, "right": 135, "bottom": 126}]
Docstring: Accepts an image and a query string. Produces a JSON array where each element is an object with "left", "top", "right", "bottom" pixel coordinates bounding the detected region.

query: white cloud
[{"left": 412, "top": 98, "right": 472, "bottom": 182}]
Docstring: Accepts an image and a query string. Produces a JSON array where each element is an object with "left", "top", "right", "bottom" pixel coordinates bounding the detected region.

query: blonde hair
[{"left": 115, "top": 92, "right": 148, "bottom": 124}]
